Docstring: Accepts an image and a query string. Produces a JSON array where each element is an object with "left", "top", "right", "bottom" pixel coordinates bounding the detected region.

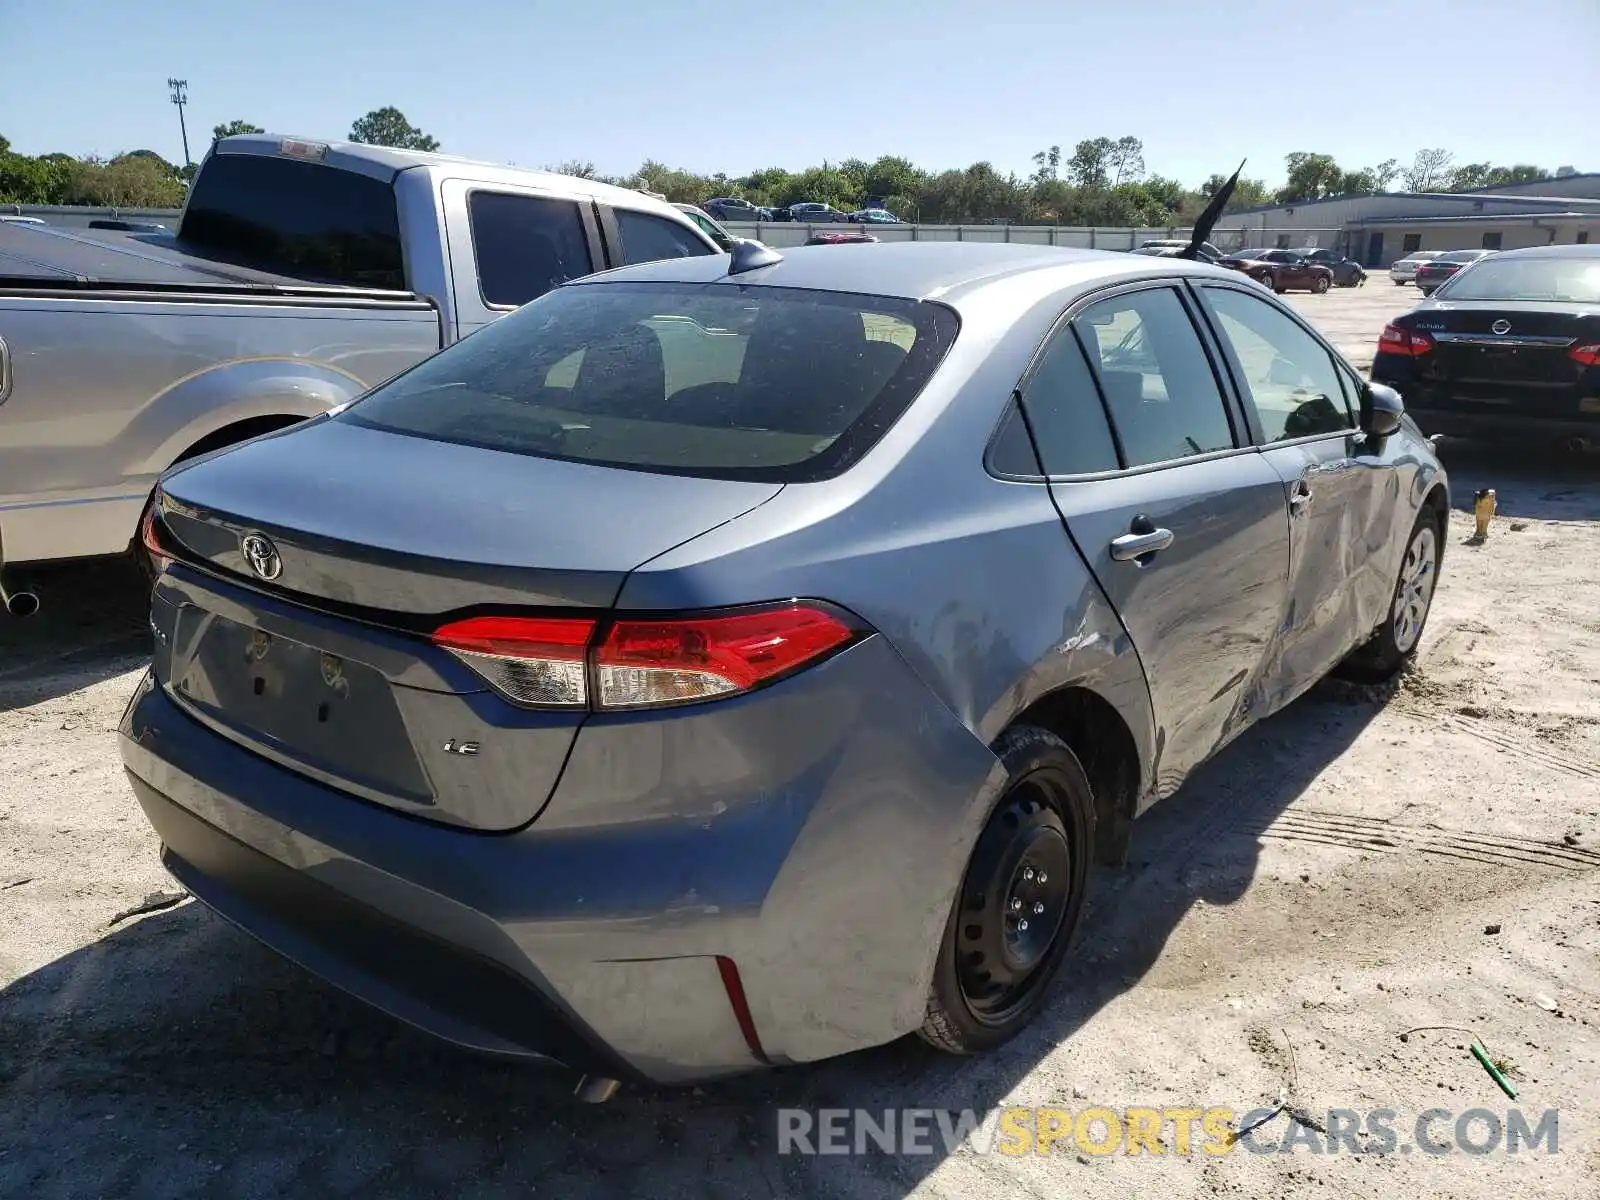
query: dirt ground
[{"left": 2, "top": 282, "right": 1597, "bottom": 1199}]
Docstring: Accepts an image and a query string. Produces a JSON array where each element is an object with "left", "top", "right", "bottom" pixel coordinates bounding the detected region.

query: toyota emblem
[
  {"left": 240, "top": 533, "right": 283, "bottom": 581},
  {"left": 1491, "top": 319, "right": 1511, "bottom": 335}
]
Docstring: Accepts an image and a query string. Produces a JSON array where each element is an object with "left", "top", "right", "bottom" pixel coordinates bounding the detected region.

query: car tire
[
  {"left": 918, "top": 724, "right": 1094, "bottom": 1055},
  {"left": 1334, "top": 508, "right": 1443, "bottom": 684},
  {"left": 1393, "top": 279, "right": 1405, "bottom": 286},
  {"left": 1312, "top": 275, "right": 1330, "bottom": 294}
]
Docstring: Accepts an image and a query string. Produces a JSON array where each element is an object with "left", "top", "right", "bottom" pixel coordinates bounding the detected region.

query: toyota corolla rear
[
  {"left": 1372, "top": 248, "right": 1600, "bottom": 442},
  {"left": 119, "top": 275, "right": 992, "bottom": 1084}
]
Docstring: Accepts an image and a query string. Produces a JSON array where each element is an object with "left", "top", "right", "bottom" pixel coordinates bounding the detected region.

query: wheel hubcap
[
  {"left": 956, "top": 781, "right": 1073, "bottom": 1024},
  {"left": 1392, "top": 525, "right": 1437, "bottom": 653}
]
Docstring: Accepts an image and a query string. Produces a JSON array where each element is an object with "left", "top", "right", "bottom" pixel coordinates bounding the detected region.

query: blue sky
[{"left": 2, "top": 0, "right": 1594, "bottom": 187}]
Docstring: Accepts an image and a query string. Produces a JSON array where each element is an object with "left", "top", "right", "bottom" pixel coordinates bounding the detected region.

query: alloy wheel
[{"left": 1392, "top": 524, "right": 1438, "bottom": 654}]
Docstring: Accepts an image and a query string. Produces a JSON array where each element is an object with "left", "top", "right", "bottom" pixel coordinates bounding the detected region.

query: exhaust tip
[
  {"left": 1565, "top": 436, "right": 1593, "bottom": 454},
  {"left": 6, "top": 590, "right": 39, "bottom": 618}
]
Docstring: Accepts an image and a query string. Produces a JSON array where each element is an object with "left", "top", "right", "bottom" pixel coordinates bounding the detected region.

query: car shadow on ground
[
  {"left": 0, "top": 678, "right": 1388, "bottom": 1198},
  {"left": 0, "top": 558, "right": 152, "bottom": 711},
  {"left": 1431, "top": 438, "right": 1600, "bottom": 524}
]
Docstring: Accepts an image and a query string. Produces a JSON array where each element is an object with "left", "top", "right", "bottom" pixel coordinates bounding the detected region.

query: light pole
[{"left": 167, "top": 78, "right": 191, "bottom": 168}]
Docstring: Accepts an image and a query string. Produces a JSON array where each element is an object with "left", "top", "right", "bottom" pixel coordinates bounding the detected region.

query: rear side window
[
  {"left": 615, "top": 209, "right": 715, "bottom": 265},
  {"left": 469, "top": 191, "right": 594, "bottom": 308},
  {"left": 339, "top": 281, "right": 960, "bottom": 483},
  {"left": 179, "top": 153, "right": 403, "bottom": 288},
  {"left": 1017, "top": 327, "right": 1120, "bottom": 474},
  {"left": 1074, "top": 288, "right": 1236, "bottom": 468}
]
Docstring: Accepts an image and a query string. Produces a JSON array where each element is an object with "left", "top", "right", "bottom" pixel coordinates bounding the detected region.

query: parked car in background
[
  {"left": 0, "top": 214, "right": 48, "bottom": 226},
  {"left": 1138, "top": 238, "right": 1222, "bottom": 261},
  {"left": 1389, "top": 250, "right": 1444, "bottom": 286},
  {"left": 123, "top": 241, "right": 1446, "bottom": 1092},
  {"left": 788, "top": 202, "right": 850, "bottom": 223},
  {"left": 1415, "top": 250, "right": 1496, "bottom": 296},
  {"left": 1217, "top": 248, "right": 1334, "bottom": 294},
  {"left": 0, "top": 135, "right": 718, "bottom": 609},
  {"left": 849, "top": 209, "right": 903, "bottom": 224},
  {"left": 1372, "top": 243, "right": 1600, "bottom": 449},
  {"left": 1298, "top": 247, "right": 1366, "bottom": 287},
  {"left": 674, "top": 203, "right": 738, "bottom": 250},
  {"left": 703, "top": 197, "right": 769, "bottom": 224},
  {"left": 805, "top": 231, "right": 879, "bottom": 245},
  {"left": 1131, "top": 244, "right": 1220, "bottom": 264}
]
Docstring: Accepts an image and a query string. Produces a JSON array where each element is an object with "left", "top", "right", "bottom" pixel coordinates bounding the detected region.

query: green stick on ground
[{"left": 1471, "top": 1041, "right": 1518, "bottom": 1100}]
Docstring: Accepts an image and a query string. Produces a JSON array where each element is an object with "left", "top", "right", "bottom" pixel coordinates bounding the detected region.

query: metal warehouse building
[{"left": 1221, "top": 173, "right": 1600, "bottom": 267}]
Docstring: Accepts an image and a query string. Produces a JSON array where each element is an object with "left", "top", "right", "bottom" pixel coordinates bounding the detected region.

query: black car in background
[
  {"left": 1299, "top": 247, "right": 1367, "bottom": 287},
  {"left": 702, "top": 197, "right": 770, "bottom": 223},
  {"left": 1415, "top": 249, "right": 1495, "bottom": 296},
  {"left": 1372, "top": 244, "right": 1600, "bottom": 448},
  {"left": 787, "top": 202, "right": 850, "bottom": 223}
]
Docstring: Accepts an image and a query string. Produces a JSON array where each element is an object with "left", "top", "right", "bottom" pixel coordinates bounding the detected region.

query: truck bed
[{"left": 0, "top": 221, "right": 416, "bottom": 301}]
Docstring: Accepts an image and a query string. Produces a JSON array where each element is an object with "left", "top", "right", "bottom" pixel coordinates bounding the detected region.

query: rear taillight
[
  {"left": 139, "top": 492, "right": 173, "bottom": 575},
  {"left": 432, "top": 602, "right": 858, "bottom": 711},
  {"left": 1379, "top": 323, "right": 1434, "bottom": 356},
  {"left": 1569, "top": 342, "right": 1600, "bottom": 367},
  {"left": 432, "top": 615, "right": 596, "bottom": 706}
]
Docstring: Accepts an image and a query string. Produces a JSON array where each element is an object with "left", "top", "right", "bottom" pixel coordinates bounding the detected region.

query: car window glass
[
  {"left": 615, "top": 209, "right": 714, "bottom": 265},
  {"left": 1074, "top": 288, "right": 1235, "bottom": 467},
  {"left": 1202, "top": 286, "right": 1354, "bottom": 439},
  {"left": 1017, "top": 327, "right": 1120, "bottom": 474},
  {"left": 468, "top": 191, "right": 594, "bottom": 308},
  {"left": 988, "top": 400, "right": 1044, "bottom": 476}
]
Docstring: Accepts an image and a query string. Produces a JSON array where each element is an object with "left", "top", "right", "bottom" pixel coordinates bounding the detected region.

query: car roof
[
  {"left": 569, "top": 240, "right": 1242, "bottom": 310},
  {"left": 1481, "top": 243, "right": 1600, "bottom": 260}
]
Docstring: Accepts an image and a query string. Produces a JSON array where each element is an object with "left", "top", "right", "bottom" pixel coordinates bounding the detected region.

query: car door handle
[{"left": 1110, "top": 528, "right": 1175, "bottom": 561}]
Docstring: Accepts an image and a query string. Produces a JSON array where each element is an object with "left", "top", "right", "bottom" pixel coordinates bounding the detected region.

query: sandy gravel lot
[{"left": 2, "top": 282, "right": 1598, "bottom": 1199}]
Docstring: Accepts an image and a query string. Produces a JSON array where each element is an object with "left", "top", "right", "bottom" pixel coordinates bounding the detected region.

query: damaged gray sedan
[{"left": 122, "top": 238, "right": 1446, "bottom": 1094}]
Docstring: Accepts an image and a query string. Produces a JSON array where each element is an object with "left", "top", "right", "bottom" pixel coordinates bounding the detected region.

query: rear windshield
[
  {"left": 1436, "top": 256, "right": 1600, "bottom": 303},
  {"left": 1436, "top": 251, "right": 1485, "bottom": 263},
  {"left": 338, "top": 281, "right": 960, "bottom": 482},
  {"left": 179, "top": 153, "right": 405, "bottom": 289}
]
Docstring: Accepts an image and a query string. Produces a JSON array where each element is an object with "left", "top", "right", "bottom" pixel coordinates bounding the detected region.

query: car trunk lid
[
  {"left": 150, "top": 417, "right": 782, "bottom": 830},
  {"left": 1406, "top": 301, "right": 1600, "bottom": 416}
]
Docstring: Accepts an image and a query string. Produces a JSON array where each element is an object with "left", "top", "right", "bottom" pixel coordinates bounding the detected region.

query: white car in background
[{"left": 1389, "top": 249, "right": 1443, "bottom": 285}]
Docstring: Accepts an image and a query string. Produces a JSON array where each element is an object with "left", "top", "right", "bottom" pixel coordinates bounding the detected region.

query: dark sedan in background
[
  {"left": 1218, "top": 248, "right": 1334, "bottom": 294},
  {"left": 1414, "top": 249, "right": 1495, "bottom": 296},
  {"left": 1300, "top": 247, "right": 1366, "bottom": 287},
  {"left": 787, "top": 202, "right": 850, "bottom": 223},
  {"left": 1373, "top": 244, "right": 1600, "bottom": 449},
  {"left": 703, "top": 197, "right": 771, "bottom": 223}
]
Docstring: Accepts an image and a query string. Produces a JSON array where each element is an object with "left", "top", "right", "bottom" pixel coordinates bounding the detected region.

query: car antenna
[
  {"left": 1178, "top": 160, "right": 1245, "bottom": 260},
  {"left": 727, "top": 238, "right": 783, "bottom": 276}
]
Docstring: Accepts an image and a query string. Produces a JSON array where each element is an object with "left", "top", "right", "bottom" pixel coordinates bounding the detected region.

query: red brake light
[
  {"left": 1569, "top": 342, "right": 1600, "bottom": 367},
  {"left": 1379, "top": 323, "right": 1434, "bottom": 357},
  {"left": 432, "top": 616, "right": 595, "bottom": 707},
  {"left": 430, "top": 603, "right": 858, "bottom": 710},
  {"left": 140, "top": 493, "right": 173, "bottom": 574},
  {"left": 595, "top": 603, "right": 855, "bottom": 709}
]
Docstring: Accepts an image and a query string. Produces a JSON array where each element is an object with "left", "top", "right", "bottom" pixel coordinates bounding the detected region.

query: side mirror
[{"left": 1363, "top": 381, "right": 1404, "bottom": 438}]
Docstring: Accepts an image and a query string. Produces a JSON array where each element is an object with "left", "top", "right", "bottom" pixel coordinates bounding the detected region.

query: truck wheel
[
  {"left": 1335, "top": 508, "right": 1443, "bottom": 683},
  {"left": 918, "top": 725, "right": 1093, "bottom": 1055}
]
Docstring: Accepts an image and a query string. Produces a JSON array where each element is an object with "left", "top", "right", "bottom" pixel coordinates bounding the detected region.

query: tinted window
[
  {"left": 179, "top": 153, "right": 403, "bottom": 288},
  {"left": 1202, "top": 286, "right": 1353, "bottom": 440},
  {"left": 1017, "top": 328, "right": 1120, "bottom": 474},
  {"left": 987, "top": 401, "right": 1044, "bottom": 476},
  {"left": 1438, "top": 250, "right": 1486, "bottom": 263},
  {"left": 1434, "top": 256, "right": 1600, "bottom": 303},
  {"left": 339, "top": 282, "right": 959, "bottom": 483},
  {"left": 1075, "top": 288, "right": 1235, "bottom": 467},
  {"left": 615, "top": 209, "right": 715, "bottom": 265},
  {"left": 468, "top": 191, "right": 593, "bottom": 309}
]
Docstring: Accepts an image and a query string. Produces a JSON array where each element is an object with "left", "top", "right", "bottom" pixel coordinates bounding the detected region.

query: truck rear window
[
  {"left": 338, "top": 280, "right": 960, "bottom": 482},
  {"left": 179, "top": 153, "right": 405, "bottom": 290}
]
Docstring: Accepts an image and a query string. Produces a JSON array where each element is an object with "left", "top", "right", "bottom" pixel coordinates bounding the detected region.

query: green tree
[
  {"left": 1067, "top": 137, "right": 1116, "bottom": 189},
  {"left": 1109, "top": 136, "right": 1145, "bottom": 187},
  {"left": 1402, "top": 147, "right": 1454, "bottom": 192},
  {"left": 212, "top": 120, "right": 264, "bottom": 141},
  {"left": 1276, "top": 152, "right": 1344, "bottom": 202},
  {"left": 348, "top": 107, "right": 439, "bottom": 152},
  {"left": 1201, "top": 172, "right": 1270, "bottom": 210},
  {"left": 1368, "top": 158, "right": 1400, "bottom": 191}
]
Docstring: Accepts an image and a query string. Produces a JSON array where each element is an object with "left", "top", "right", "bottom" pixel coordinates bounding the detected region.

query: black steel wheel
[{"left": 919, "top": 725, "right": 1095, "bottom": 1054}]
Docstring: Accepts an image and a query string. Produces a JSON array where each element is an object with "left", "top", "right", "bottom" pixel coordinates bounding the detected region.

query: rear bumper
[
  {"left": 1373, "top": 360, "right": 1600, "bottom": 441},
  {"left": 119, "top": 633, "right": 1002, "bottom": 1084},
  {"left": 1400, "top": 408, "right": 1600, "bottom": 440}
]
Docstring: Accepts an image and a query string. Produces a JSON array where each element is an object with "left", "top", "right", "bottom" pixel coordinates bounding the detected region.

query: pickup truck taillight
[
  {"left": 1379, "top": 324, "right": 1435, "bottom": 356},
  {"left": 432, "top": 602, "right": 860, "bottom": 711}
]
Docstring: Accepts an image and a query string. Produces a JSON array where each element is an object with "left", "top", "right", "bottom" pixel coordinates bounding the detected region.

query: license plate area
[{"left": 170, "top": 608, "right": 433, "bottom": 804}]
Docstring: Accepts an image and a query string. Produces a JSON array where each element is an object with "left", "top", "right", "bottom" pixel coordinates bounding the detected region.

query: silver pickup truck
[{"left": 0, "top": 135, "right": 720, "bottom": 614}]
